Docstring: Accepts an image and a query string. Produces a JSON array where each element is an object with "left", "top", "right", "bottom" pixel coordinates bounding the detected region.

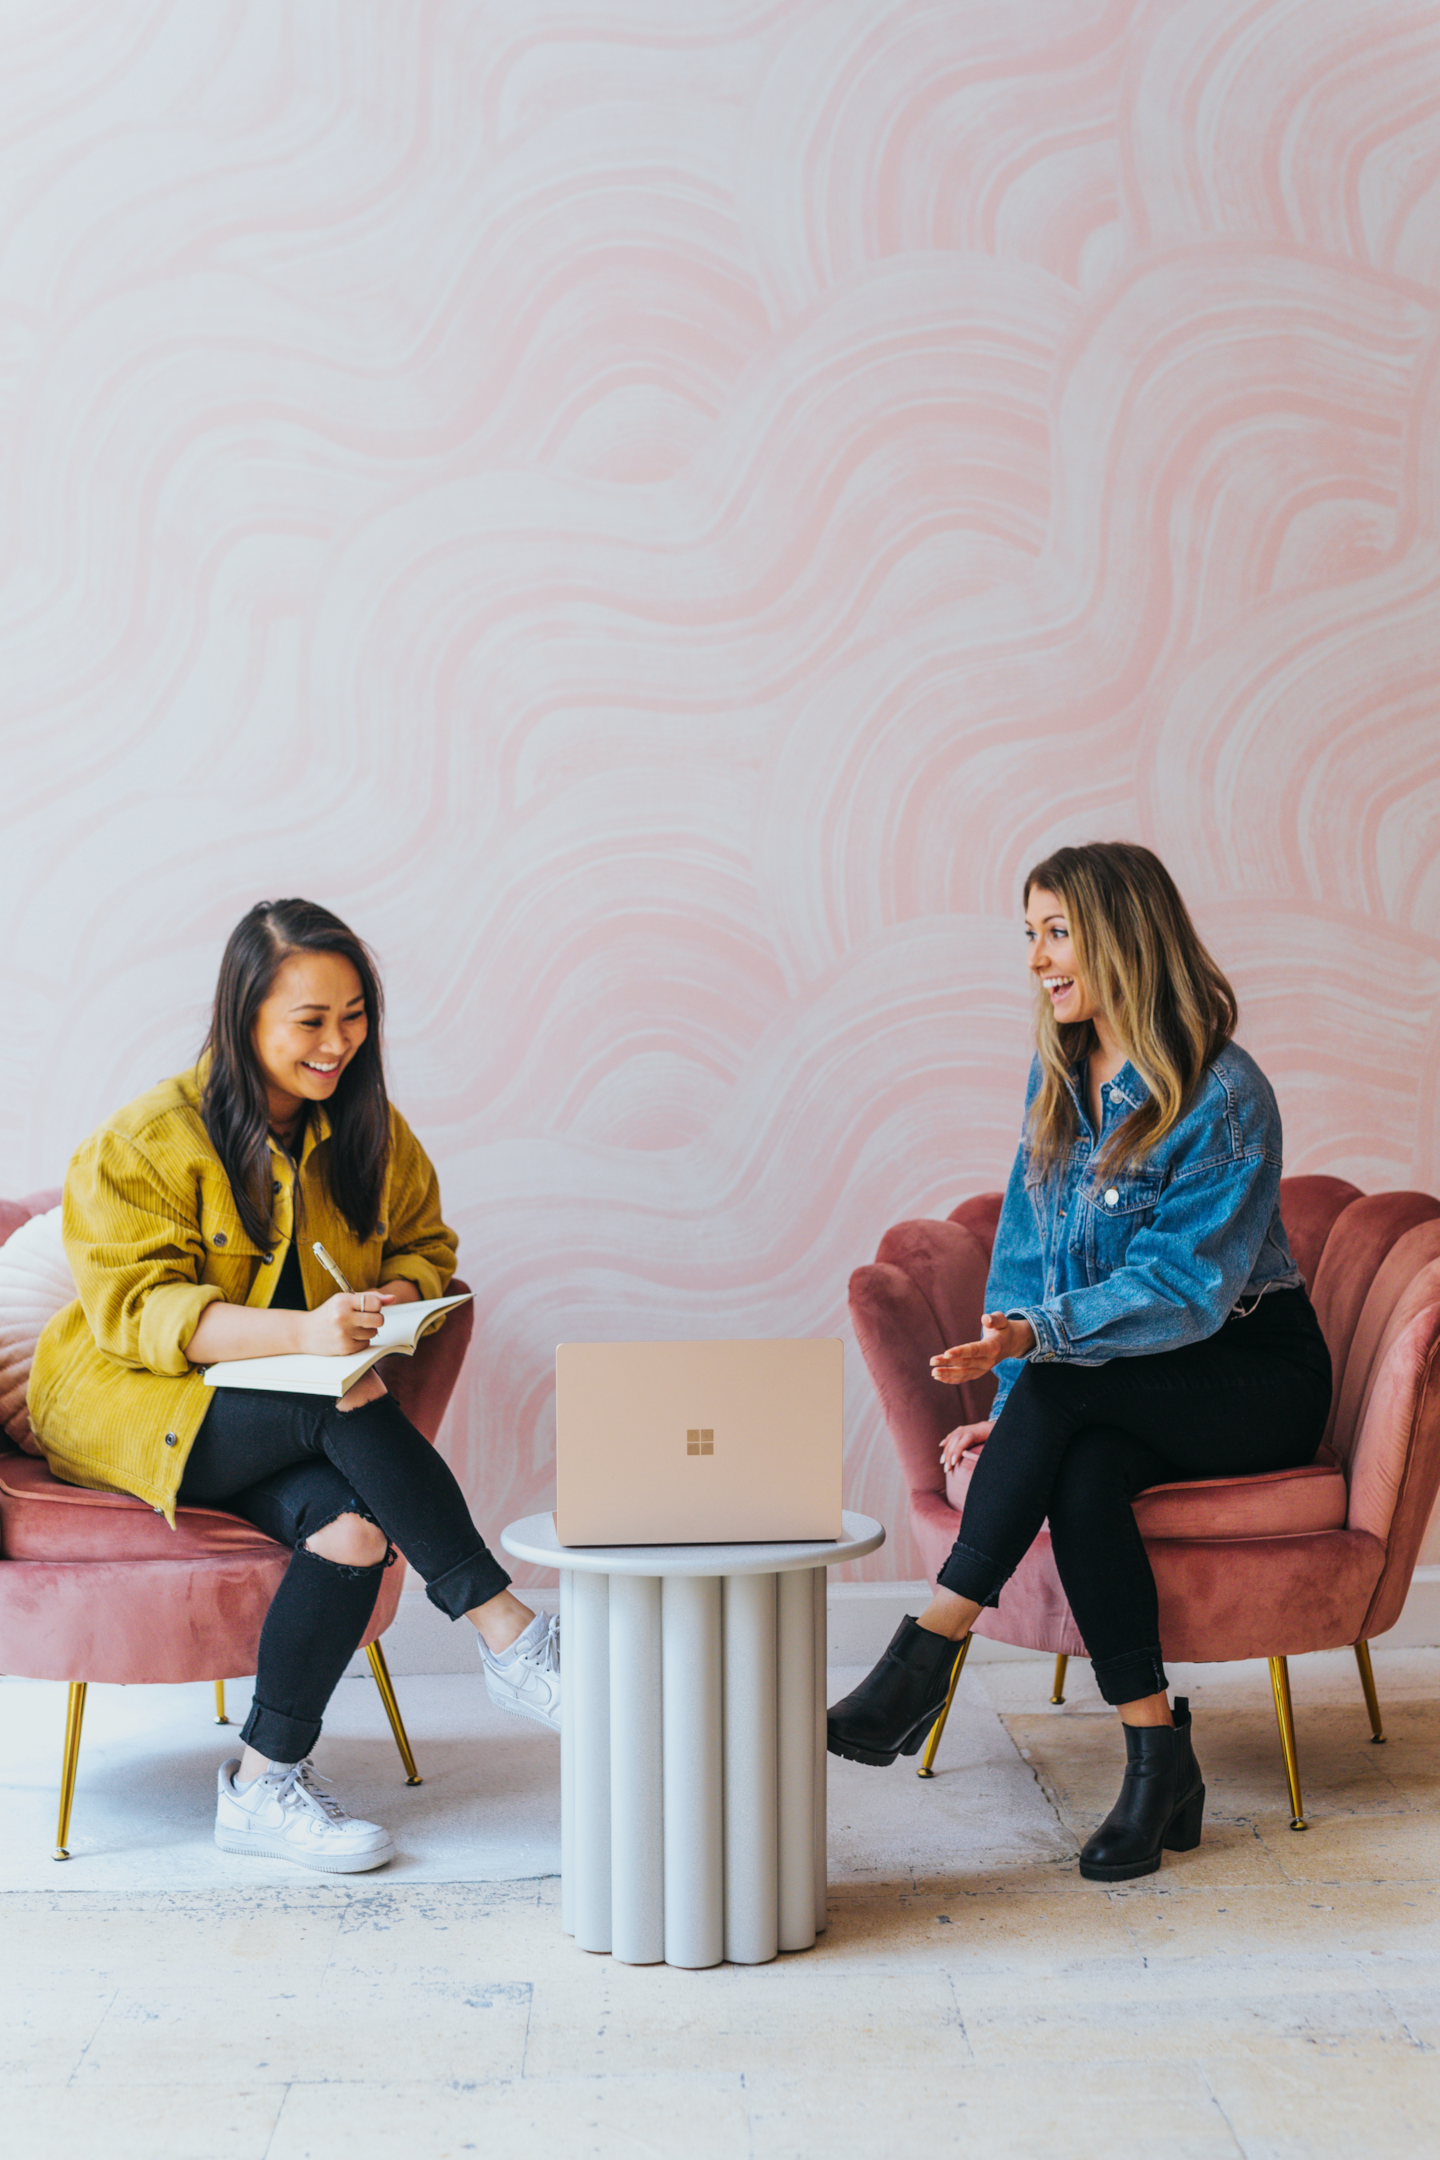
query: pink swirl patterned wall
[{"left": 2, "top": 2, "right": 1438, "bottom": 1580}]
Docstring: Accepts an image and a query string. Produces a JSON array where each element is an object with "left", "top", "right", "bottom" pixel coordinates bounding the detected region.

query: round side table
[{"left": 500, "top": 1511, "right": 884, "bottom": 1969}]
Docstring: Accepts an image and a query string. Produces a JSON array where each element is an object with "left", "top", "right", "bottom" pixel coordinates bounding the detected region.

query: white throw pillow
[{"left": 0, "top": 1207, "right": 76, "bottom": 1453}]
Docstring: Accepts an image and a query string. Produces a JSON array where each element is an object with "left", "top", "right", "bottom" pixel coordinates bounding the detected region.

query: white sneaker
[
  {"left": 479, "top": 1612, "right": 561, "bottom": 1733},
  {"left": 215, "top": 1758, "right": 396, "bottom": 1874}
]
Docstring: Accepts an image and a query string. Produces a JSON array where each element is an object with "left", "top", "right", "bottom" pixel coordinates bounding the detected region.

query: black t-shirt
[
  {"left": 268, "top": 1119, "right": 310, "bottom": 1314},
  {"left": 270, "top": 1237, "right": 308, "bottom": 1312}
]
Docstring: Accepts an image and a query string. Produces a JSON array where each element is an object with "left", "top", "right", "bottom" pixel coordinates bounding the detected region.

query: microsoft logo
[{"left": 686, "top": 1429, "right": 714, "bottom": 1455}]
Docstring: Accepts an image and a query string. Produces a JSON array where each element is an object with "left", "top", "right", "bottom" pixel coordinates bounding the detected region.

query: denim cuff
[
  {"left": 1017, "top": 1303, "right": 1065, "bottom": 1361},
  {"left": 425, "top": 1546, "right": 512, "bottom": 1620},
  {"left": 936, "top": 1536, "right": 1005, "bottom": 1608},
  {"left": 239, "top": 1698, "right": 324, "bottom": 1764},
  {"left": 1090, "top": 1643, "right": 1169, "bottom": 1708}
]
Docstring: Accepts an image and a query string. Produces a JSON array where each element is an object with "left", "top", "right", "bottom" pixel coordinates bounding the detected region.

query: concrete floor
[{"left": 4, "top": 1648, "right": 1439, "bottom": 2157}]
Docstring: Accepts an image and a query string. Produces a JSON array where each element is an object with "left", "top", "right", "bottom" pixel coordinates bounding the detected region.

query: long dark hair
[
  {"left": 1024, "top": 842, "right": 1238, "bottom": 1182},
  {"left": 201, "top": 899, "right": 390, "bottom": 1249}
]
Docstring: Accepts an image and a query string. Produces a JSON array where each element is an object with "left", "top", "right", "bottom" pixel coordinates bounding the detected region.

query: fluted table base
[
  {"left": 560, "top": 1562, "right": 828, "bottom": 1966},
  {"left": 505, "top": 1512, "right": 885, "bottom": 1970}
]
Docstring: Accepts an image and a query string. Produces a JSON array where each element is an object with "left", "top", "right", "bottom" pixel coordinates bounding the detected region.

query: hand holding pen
[{"left": 303, "top": 1241, "right": 394, "bottom": 1356}]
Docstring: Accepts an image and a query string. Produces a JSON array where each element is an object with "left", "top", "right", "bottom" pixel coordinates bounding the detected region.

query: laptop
[{"left": 554, "top": 1338, "right": 843, "bottom": 1546}]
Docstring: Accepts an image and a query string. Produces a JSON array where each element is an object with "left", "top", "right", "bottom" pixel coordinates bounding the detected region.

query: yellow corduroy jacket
[{"left": 28, "top": 1064, "right": 458, "bottom": 1523}]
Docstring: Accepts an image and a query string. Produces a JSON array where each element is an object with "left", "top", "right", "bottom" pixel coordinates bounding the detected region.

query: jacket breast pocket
[
  {"left": 194, "top": 1191, "right": 268, "bottom": 1290},
  {"left": 1080, "top": 1170, "right": 1165, "bottom": 1280}
]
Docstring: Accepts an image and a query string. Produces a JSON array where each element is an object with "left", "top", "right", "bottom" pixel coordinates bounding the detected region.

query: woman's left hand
[
  {"left": 930, "top": 1312, "right": 1036, "bottom": 1384},
  {"left": 378, "top": 1278, "right": 421, "bottom": 1304},
  {"left": 939, "top": 1420, "right": 994, "bottom": 1474}
]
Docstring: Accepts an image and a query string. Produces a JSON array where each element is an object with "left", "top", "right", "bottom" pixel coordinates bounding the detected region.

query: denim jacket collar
[{"left": 1060, "top": 1057, "right": 1149, "bottom": 1146}]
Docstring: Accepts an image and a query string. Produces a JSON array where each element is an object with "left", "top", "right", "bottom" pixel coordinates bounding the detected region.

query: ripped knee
[{"left": 304, "top": 1511, "right": 389, "bottom": 1569}]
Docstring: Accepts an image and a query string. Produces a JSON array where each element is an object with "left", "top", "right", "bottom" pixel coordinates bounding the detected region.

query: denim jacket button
[{"left": 1104, "top": 1188, "right": 1119, "bottom": 1207}]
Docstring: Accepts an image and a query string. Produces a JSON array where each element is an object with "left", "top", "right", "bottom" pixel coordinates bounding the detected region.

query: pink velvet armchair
[
  {"left": 0, "top": 1190, "right": 475, "bottom": 1857},
  {"left": 849, "top": 1176, "right": 1440, "bottom": 1827}
]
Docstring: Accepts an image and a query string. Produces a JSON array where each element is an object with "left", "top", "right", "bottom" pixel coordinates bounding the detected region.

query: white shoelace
[
  {"left": 527, "top": 1613, "right": 560, "bottom": 1674},
  {"left": 267, "top": 1759, "right": 349, "bottom": 1823},
  {"left": 489, "top": 1613, "right": 560, "bottom": 1673}
]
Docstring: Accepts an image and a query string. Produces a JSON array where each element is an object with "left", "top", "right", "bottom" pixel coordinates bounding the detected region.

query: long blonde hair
[{"left": 1024, "top": 842, "right": 1238, "bottom": 1182}]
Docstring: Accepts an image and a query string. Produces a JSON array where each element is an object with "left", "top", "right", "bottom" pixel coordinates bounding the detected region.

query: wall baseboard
[
  {"left": 346, "top": 1565, "right": 1440, "bottom": 1679},
  {"left": 1372, "top": 1564, "right": 1440, "bottom": 1650}
]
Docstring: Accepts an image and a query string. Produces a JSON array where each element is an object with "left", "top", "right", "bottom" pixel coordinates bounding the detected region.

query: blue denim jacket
[{"left": 986, "top": 1043, "right": 1304, "bottom": 1416}]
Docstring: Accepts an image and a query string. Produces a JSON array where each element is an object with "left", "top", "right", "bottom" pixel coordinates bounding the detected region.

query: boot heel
[
  {"left": 899, "top": 1719, "right": 934, "bottom": 1757},
  {"left": 1163, "top": 1785, "right": 1205, "bottom": 1852}
]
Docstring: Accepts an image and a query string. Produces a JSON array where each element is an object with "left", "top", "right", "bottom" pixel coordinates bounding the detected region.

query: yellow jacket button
[{"left": 164, "top": 1432, "right": 179, "bottom": 1447}]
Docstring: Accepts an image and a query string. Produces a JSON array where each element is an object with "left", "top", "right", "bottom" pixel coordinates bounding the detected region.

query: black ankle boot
[
  {"left": 1078, "top": 1697, "right": 1205, "bottom": 1881},
  {"left": 826, "top": 1618, "right": 962, "bottom": 1767}
]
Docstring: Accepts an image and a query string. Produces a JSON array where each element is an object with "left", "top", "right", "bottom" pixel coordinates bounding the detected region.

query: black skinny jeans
[
  {"left": 937, "top": 1288, "right": 1333, "bottom": 1706},
  {"left": 178, "top": 1389, "right": 511, "bottom": 1762}
]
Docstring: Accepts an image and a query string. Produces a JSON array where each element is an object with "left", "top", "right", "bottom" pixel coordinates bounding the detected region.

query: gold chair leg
[
  {"left": 1050, "top": 1652, "right": 1069, "bottom": 1706},
  {"left": 917, "top": 1633, "right": 971, "bottom": 1779},
  {"left": 366, "top": 1639, "right": 422, "bottom": 1785},
  {"left": 214, "top": 1679, "right": 229, "bottom": 1726},
  {"left": 1268, "top": 1654, "right": 1307, "bottom": 1830},
  {"left": 1353, "top": 1639, "right": 1386, "bottom": 1744},
  {"left": 54, "top": 1682, "right": 88, "bottom": 1860}
]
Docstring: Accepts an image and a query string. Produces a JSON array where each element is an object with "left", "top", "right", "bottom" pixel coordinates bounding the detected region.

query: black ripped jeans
[
  {"left": 937, "top": 1289, "right": 1333, "bottom": 1706},
  {"left": 178, "top": 1389, "right": 511, "bottom": 1761}
]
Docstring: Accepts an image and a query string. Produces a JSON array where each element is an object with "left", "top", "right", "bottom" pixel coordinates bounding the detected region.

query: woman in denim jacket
[{"left": 828, "top": 842, "right": 1332, "bottom": 1880}]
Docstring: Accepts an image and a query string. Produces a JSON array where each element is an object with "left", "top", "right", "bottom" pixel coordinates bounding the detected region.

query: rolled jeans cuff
[
  {"left": 425, "top": 1546, "right": 511, "bottom": 1620},
  {"left": 1091, "top": 1644, "right": 1169, "bottom": 1708},
  {"left": 239, "top": 1697, "right": 325, "bottom": 1765},
  {"left": 936, "top": 1537, "right": 1005, "bottom": 1608}
]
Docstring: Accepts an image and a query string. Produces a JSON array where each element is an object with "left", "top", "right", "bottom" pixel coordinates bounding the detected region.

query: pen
[{"left": 312, "top": 1241, "right": 355, "bottom": 1295}]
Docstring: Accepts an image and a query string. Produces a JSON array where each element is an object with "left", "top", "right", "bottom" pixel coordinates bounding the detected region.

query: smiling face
[
  {"left": 251, "top": 950, "right": 369, "bottom": 1132},
  {"left": 1023, "top": 886, "right": 1100, "bottom": 1028}
]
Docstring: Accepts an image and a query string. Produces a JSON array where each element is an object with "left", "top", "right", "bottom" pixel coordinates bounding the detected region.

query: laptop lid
[{"left": 555, "top": 1338, "right": 843, "bottom": 1546}]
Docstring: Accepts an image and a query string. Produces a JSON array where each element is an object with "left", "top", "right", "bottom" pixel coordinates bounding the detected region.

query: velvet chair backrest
[
  {"left": 1276, "top": 1175, "right": 1362, "bottom": 1287},
  {"left": 1306, "top": 1196, "right": 1440, "bottom": 1636},
  {"left": 0, "top": 1190, "right": 62, "bottom": 1245},
  {"left": 861, "top": 1174, "right": 1378, "bottom": 1461},
  {"left": 1271, "top": 1183, "right": 1440, "bottom": 1626},
  {"left": 853, "top": 1176, "right": 1440, "bottom": 1625},
  {"left": 1307, "top": 1193, "right": 1440, "bottom": 1460}
]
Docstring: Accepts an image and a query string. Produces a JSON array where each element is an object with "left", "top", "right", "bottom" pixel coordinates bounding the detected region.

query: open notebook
[{"left": 201, "top": 1293, "right": 472, "bottom": 1400}]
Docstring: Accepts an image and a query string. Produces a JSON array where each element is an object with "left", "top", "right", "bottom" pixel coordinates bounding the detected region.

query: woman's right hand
[
  {"left": 298, "top": 1291, "right": 393, "bottom": 1357},
  {"left": 939, "top": 1420, "right": 994, "bottom": 1475}
]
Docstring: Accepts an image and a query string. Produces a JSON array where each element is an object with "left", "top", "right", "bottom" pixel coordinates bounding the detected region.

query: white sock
[
  {"left": 487, "top": 1614, "right": 546, "bottom": 1666},
  {"left": 235, "top": 1759, "right": 294, "bottom": 1791}
]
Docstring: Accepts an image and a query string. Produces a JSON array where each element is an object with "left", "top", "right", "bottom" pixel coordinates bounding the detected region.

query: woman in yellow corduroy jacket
[{"left": 30, "top": 898, "right": 560, "bottom": 1873}]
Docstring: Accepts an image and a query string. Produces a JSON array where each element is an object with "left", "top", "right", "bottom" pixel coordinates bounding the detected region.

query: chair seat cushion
[
  {"left": 0, "top": 1451, "right": 284, "bottom": 1562},
  {"left": 944, "top": 1438, "right": 1348, "bottom": 1541}
]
